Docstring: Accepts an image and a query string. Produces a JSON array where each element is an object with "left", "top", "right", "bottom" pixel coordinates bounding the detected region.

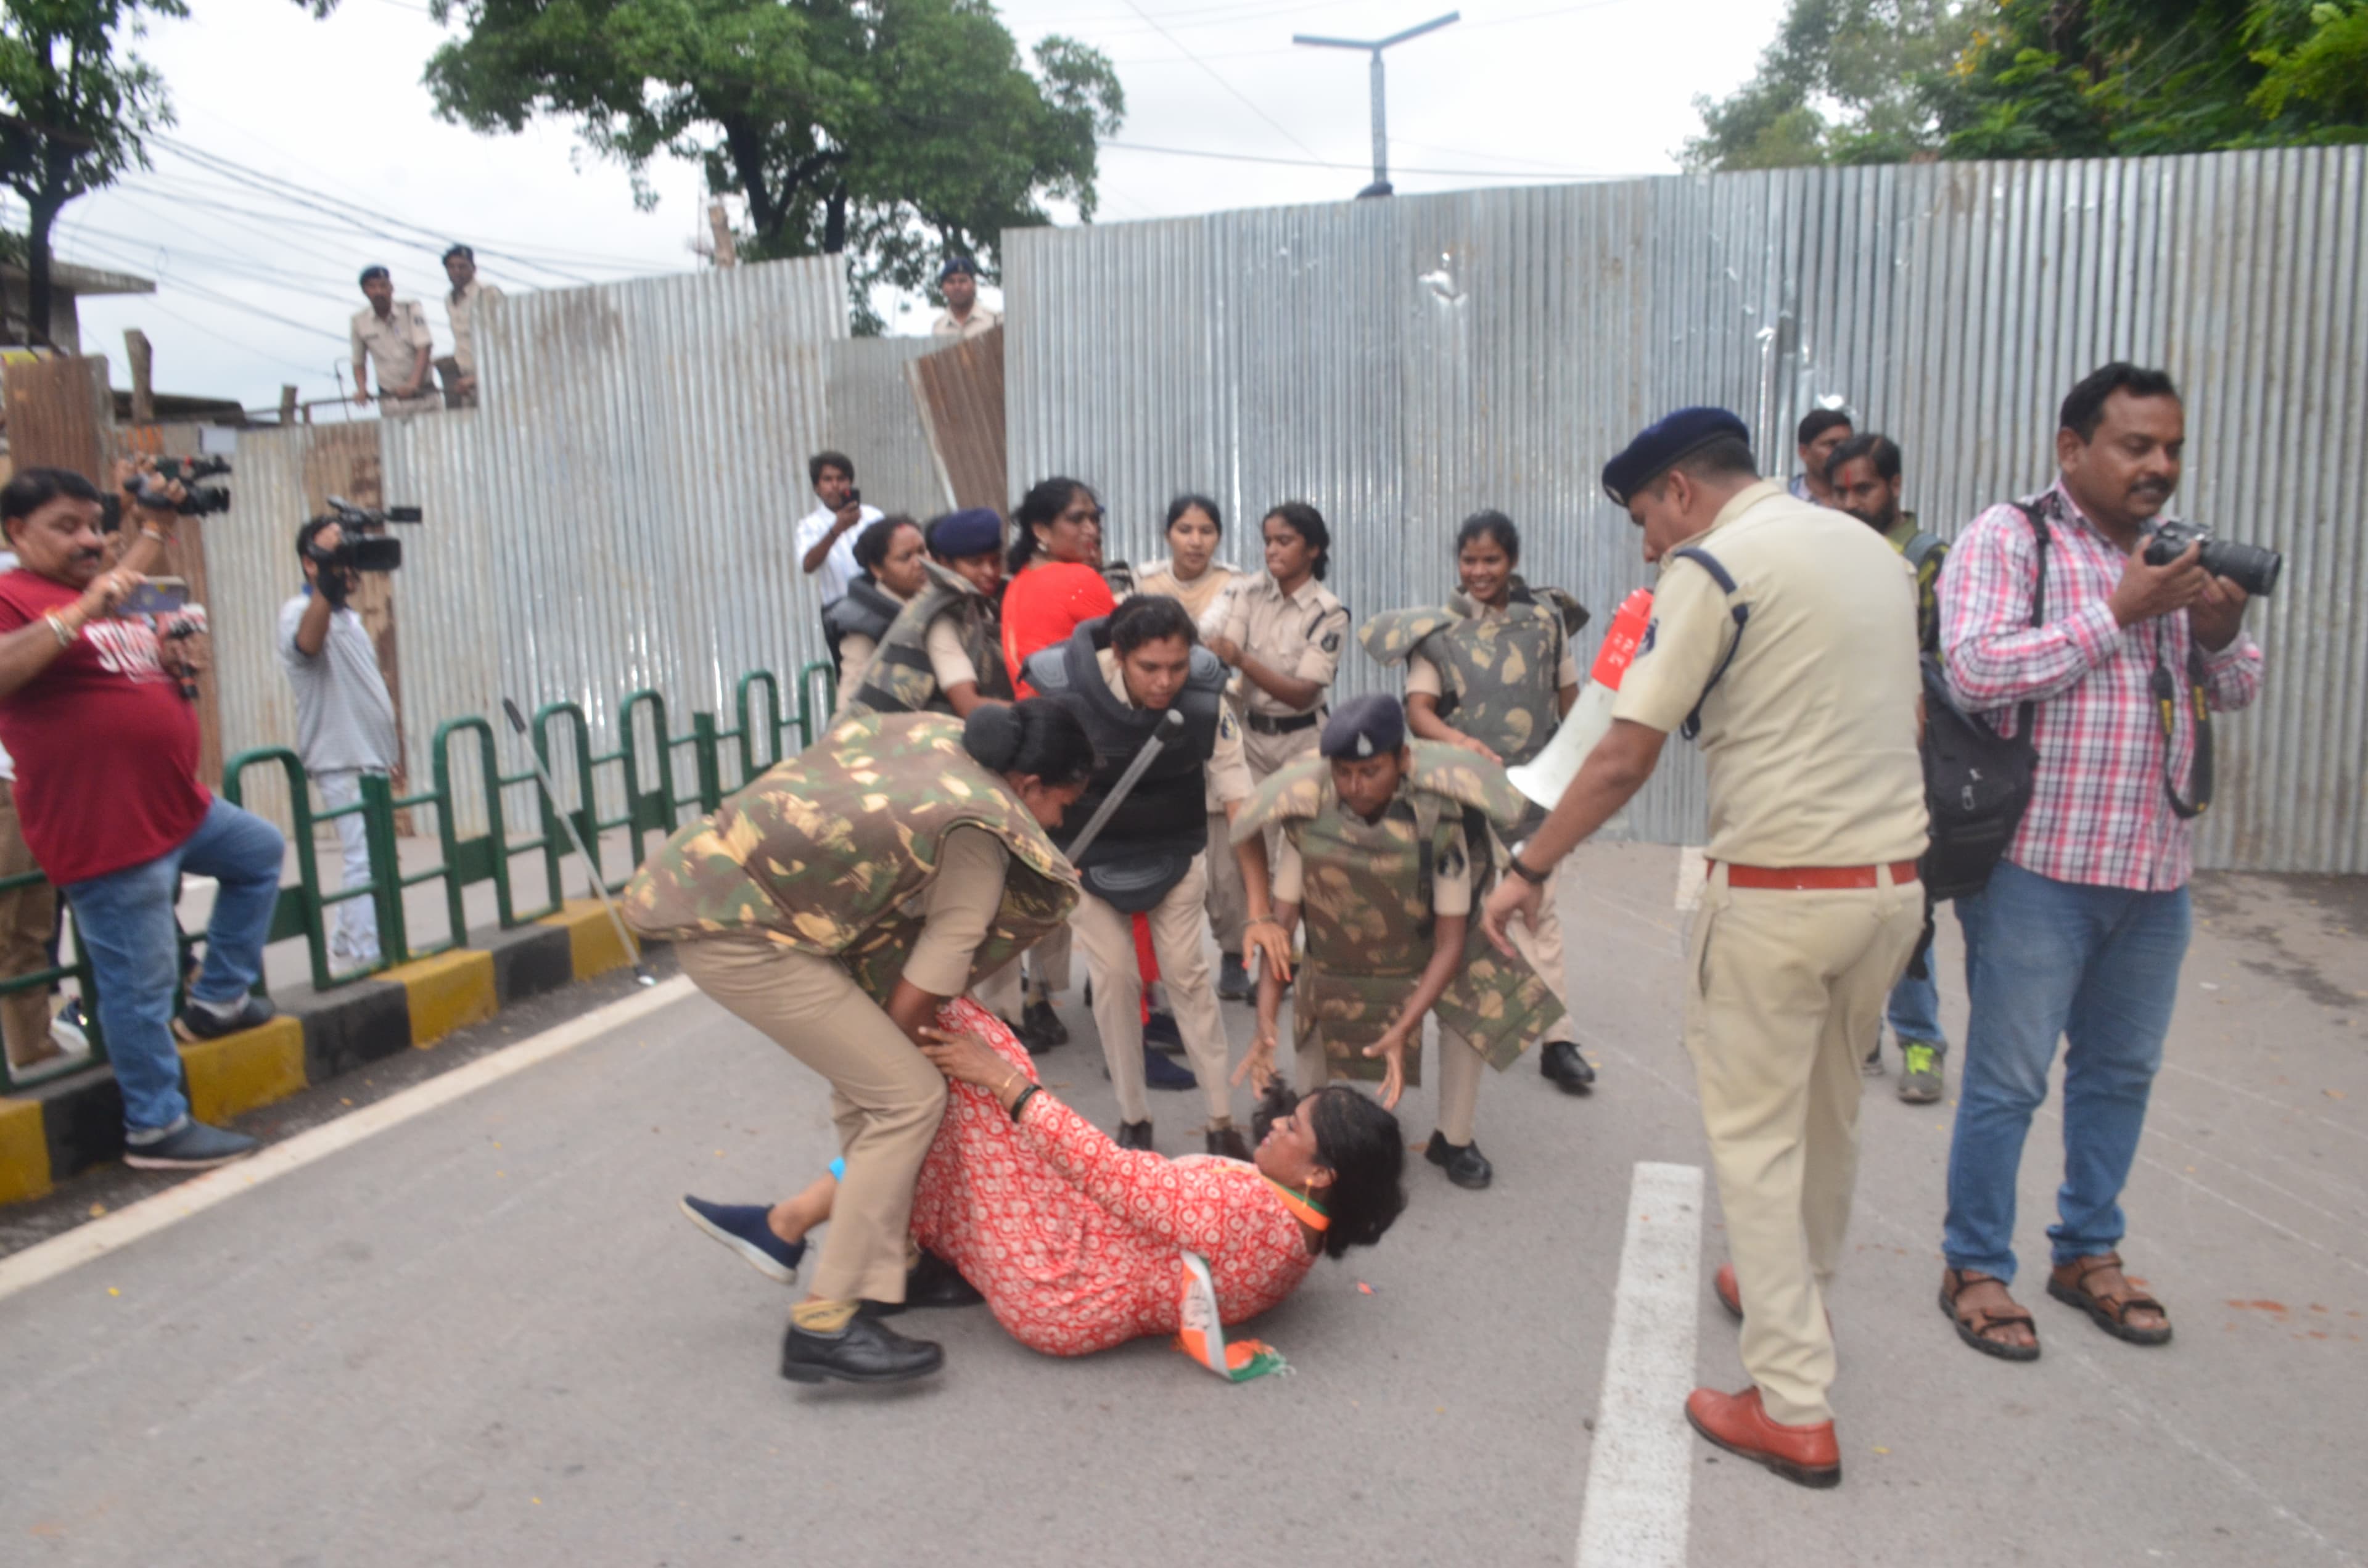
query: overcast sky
[{"left": 49, "top": 0, "right": 1786, "bottom": 411}]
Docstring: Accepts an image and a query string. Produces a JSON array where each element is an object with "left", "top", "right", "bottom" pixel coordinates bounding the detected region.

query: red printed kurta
[{"left": 909, "top": 997, "right": 1317, "bottom": 1357}]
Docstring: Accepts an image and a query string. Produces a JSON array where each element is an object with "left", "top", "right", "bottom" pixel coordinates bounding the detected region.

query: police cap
[
  {"left": 358, "top": 265, "right": 391, "bottom": 287},
  {"left": 1601, "top": 406, "right": 1751, "bottom": 507},
  {"left": 929, "top": 507, "right": 1002, "bottom": 559},
  {"left": 938, "top": 255, "right": 980, "bottom": 282},
  {"left": 1320, "top": 694, "right": 1406, "bottom": 760}
]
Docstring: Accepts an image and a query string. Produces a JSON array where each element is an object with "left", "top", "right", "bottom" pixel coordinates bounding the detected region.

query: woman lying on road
[{"left": 683, "top": 998, "right": 1406, "bottom": 1374}]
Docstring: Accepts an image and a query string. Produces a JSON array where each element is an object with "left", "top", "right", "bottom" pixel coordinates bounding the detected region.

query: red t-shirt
[
  {"left": 1001, "top": 561, "right": 1116, "bottom": 698},
  {"left": 0, "top": 569, "right": 209, "bottom": 884}
]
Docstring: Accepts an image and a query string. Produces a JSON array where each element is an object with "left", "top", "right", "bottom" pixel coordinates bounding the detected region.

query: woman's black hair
[
  {"left": 1252, "top": 1083, "right": 1402, "bottom": 1258},
  {"left": 1455, "top": 509, "right": 1520, "bottom": 564},
  {"left": 1106, "top": 593, "right": 1197, "bottom": 655},
  {"left": 1164, "top": 493, "right": 1223, "bottom": 537},
  {"left": 1006, "top": 476, "right": 1098, "bottom": 572},
  {"left": 963, "top": 698, "right": 1097, "bottom": 788},
  {"left": 1262, "top": 500, "right": 1331, "bottom": 581},
  {"left": 852, "top": 514, "right": 921, "bottom": 574}
]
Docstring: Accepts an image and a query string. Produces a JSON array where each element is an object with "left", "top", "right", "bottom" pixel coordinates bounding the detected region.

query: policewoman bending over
[
  {"left": 1361, "top": 509, "right": 1600, "bottom": 1098},
  {"left": 1233, "top": 696, "right": 1564, "bottom": 1192},
  {"left": 624, "top": 701, "right": 1096, "bottom": 1386},
  {"left": 1481, "top": 409, "right": 1925, "bottom": 1488}
]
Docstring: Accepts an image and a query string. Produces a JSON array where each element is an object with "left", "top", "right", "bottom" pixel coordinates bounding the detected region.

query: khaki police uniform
[
  {"left": 1405, "top": 605, "right": 1585, "bottom": 1053},
  {"left": 1612, "top": 478, "right": 1926, "bottom": 1427},
  {"left": 671, "top": 827, "right": 1010, "bottom": 1306},
  {"left": 1273, "top": 822, "right": 1488, "bottom": 1142},
  {"left": 446, "top": 277, "right": 503, "bottom": 404},
  {"left": 1066, "top": 648, "right": 1254, "bottom": 1125},
  {"left": 1137, "top": 559, "right": 1250, "bottom": 952},
  {"left": 352, "top": 299, "right": 438, "bottom": 415},
  {"left": 931, "top": 305, "right": 1002, "bottom": 339},
  {"left": 1220, "top": 572, "right": 1349, "bottom": 918}
]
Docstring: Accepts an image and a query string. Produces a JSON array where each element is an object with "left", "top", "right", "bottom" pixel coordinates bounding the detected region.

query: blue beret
[
  {"left": 929, "top": 507, "right": 1002, "bottom": 559},
  {"left": 1600, "top": 406, "right": 1752, "bottom": 507},
  {"left": 1320, "top": 694, "right": 1406, "bottom": 760},
  {"left": 938, "top": 255, "right": 980, "bottom": 282},
  {"left": 358, "top": 265, "right": 390, "bottom": 287}
]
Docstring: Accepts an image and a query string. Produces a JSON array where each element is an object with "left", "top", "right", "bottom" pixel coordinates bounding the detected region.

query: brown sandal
[
  {"left": 2048, "top": 1252, "right": 2173, "bottom": 1345},
  {"left": 1939, "top": 1267, "right": 2041, "bottom": 1361}
]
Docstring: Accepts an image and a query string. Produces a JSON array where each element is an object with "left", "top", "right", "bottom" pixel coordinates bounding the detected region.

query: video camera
[
  {"left": 306, "top": 495, "right": 424, "bottom": 583},
  {"left": 2142, "top": 520, "right": 2282, "bottom": 598},
  {"left": 130, "top": 454, "right": 232, "bottom": 517}
]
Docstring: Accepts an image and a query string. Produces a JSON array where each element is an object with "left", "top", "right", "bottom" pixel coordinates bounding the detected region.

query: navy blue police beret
[
  {"left": 938, "top": 255, "right": 980, "bottom": 282},
  {"left": 1321, "top": 694, "right": 1407, "bottom": 760},
  {"left": 358, "top": 265, "right": 391, "bottom": 287},
  {"left": 928, "top": 507, "right": 1003, "bottom": 559},
  {"left": 1600, "top": 406, "right": 1753, "bottom": 507}
]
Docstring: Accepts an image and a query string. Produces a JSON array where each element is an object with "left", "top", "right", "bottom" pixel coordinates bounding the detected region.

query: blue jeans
[
  {"left": 64, "top": 796, "right": 286, "bottom": 1135},
  {"left": 1885, "top": 961, "right": 1945, "bottom": 1045},
  {"left": 1942, "top": 860, "right": 2190, "bottom": 1283}
]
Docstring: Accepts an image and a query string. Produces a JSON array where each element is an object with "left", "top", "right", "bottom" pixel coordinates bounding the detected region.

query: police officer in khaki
[
  {"left": 1209, "top": 500, "right": 1349, "bottom": 800},
  {"left": 1362, "top": 509, "right": 1600, "bottom": 1096},
  {"left": 625, "top": 703, "right": 1096, "bottom": 1386},
  {"left": 1233, "top": 696, "right": 1564, "bottom": 1191},
  {"left": 1481, "top": 408, "right": 1925, "bottom": 1490},
  {"left": 349, "top": 266, "right": 438, "bottom": 416},
  {"left": 442, "top": 244, "right": 503, "bottom": 407}
]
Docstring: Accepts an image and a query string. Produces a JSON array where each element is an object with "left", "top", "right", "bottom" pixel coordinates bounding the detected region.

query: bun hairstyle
[
  {"left": 963, "top": 699, "right": 1096, "bottom": 788},
  {"left": 1264, "top": 500, "right": 1332, "bottom": 581},
  {"left": 1106, "top": 593, "right": 1197, "bottom": 655},
  {"left": 1006, "top": 475, "right": 1097, "bottom": 572},
  {"left": 853, "top": 514, "right": 919, "bottom": 573}
]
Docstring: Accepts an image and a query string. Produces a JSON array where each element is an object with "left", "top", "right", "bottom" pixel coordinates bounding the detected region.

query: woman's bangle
[{"left": 1008, "top": 1085, "right": 1041, "bottom": 1123}]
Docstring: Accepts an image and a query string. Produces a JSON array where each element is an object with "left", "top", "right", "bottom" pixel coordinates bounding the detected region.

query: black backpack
[{"left": 1919, "top": 503, "right": 2047, "bottom": 901}]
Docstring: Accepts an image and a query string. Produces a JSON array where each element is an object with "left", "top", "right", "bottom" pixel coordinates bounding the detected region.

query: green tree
[
  {"left": 415, "top": 0, "right": 1122, "bottom": 330},
  {"left": 1685, "top": 0, "right": 1974, "bottom": 169},
  {"left": 0, "top": 0, "right": 181, "bottom": 346}
]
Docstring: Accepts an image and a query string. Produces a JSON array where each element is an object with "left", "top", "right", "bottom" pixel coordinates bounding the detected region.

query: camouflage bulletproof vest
[
  {"left": 1360, "top": 594, "right": 1566, "bottom": 770},
  {"left": 849, "top": 560, "right": 1011, "bottom": 716},
  {"left": 622, "top": 711, "right": 1077, "bottom": 1003},
  {"left": 1233, "top": 744, "right": 1567, "bottom": 1085}
]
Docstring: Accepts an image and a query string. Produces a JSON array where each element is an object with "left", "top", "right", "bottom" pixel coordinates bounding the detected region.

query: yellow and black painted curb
[{"left": 0, "top": 901, "right": 654, "bottom": 1207}]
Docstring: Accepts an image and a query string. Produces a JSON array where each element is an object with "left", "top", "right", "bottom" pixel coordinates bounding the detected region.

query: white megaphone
[{"left": 1506, "top": 588, "right": 1655, "bottom": 831}]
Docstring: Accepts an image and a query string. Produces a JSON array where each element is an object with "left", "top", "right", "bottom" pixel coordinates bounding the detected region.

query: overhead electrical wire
[{"left": 1112, "top": 0, "right": 1333, "bottom": 166}]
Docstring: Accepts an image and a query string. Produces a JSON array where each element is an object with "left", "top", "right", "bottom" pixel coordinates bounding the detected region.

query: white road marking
[
  {"left": 0, "top": 977, "right": 696, "bottom": 1305},
  {"left": 1575, "top": 1160, "right": 1706, "bottom": 1568}
]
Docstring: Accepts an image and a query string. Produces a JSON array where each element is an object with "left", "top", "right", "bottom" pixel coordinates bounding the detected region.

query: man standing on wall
[
  {"left": 442, "top": 244, "right": 503, "bottom": 408},
  {"left": 350, "top": 266, "right": 439, "bottom": 417},
  {"left": 931, "top": 257, "right": 1001, "bottom": 339}
]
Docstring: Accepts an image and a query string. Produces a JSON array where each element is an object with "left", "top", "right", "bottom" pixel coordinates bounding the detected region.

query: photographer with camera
[
  {"left": 1933, "top": 364, "right": 2266, "bottom": 1362},
  {"left": 0, "top": 469, "right": 286, "bottom": 1169},
  {"left": 283, "top": 514, "right": 401, "bottom": 967},
  {"left": 794, "top": 451, "right": 881, "bottom": 608}
]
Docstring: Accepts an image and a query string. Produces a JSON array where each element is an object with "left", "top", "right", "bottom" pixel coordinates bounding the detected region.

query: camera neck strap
[{"left": 2148, "top": 625, "right": 2213, "bottom": 821}]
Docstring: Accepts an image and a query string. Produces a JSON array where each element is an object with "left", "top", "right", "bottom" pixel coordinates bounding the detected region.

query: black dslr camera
[
  {"left": 2143, "top": 520, "right": 2281, "bottom": 597},
  {"left": 130, "top": 454, "right": 232, "bottom": 517},
  {"left": 306, "top": 496, "right": 424, "bottom": 591}
]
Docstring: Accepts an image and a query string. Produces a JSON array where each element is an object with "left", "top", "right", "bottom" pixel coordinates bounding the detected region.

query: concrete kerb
[{"left": 0, "top": 900, "right": 655, "bottom": 1205}]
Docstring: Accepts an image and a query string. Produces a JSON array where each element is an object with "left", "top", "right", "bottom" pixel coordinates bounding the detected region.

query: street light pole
[{"left": 1293, "top": 11, "right": 1460, "bottom": 199}]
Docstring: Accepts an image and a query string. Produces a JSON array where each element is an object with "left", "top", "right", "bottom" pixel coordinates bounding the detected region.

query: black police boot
[
  {"left": 1205, "top": 1122, "right": 1253, "bottom": 1162},
  {"left": 902, "top": 1248, "right": 985, "bottom": 1308},
  {"left": 1424, "top": 1130, "right": 1494, "bottom": 1191},
  {"left": 1116, "top": 1119, "right": 1155, "bottom": 1151},
  {"left": 1022, "top": 997, "right": 1069, "bottom": 1049},
  {"left": 1217, "top": 953, "right": 1252, "bottom": 1001},
  {"left": 1541, "top": 1039, "right": 1597, "bottom": 1096},
  {"left": 779, "top": 1314, "right": 945, "bottom": 1385}
]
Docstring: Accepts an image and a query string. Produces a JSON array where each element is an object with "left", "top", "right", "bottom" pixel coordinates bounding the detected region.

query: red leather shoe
[
  {"left": 1714, "top": 1262, "right": 1743, "bottom": 1321},
  {"left": 1684, "top": 1385, "right": 1841, "bottom": 1488}
]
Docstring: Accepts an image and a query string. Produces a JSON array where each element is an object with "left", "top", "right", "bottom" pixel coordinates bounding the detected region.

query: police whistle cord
[
  {"left": 501, "top": 697, "right": 656, "bottom": 988},
  {"left": 1061, "top": 708, "right": 1185, "bottom": 864}
]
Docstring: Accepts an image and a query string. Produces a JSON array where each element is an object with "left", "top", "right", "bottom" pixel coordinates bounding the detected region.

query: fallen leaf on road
[
  {"left": 2325, "top": 1089, "right": 2348, "bottom": 1099},
  {"left": 1872, "top": 1446, "right": 1890, "bottom": 1455},
  {"left": 106, "top": 1286, "right": 119, "bottom": 1297},
  {"left": 87, "top": 1202, "right": 105, "bottom": 1218}
]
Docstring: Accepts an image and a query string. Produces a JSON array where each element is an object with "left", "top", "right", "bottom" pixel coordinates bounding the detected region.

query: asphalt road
[{"left": 2, "top": 843, "right": 2362, "bottom": 1567}]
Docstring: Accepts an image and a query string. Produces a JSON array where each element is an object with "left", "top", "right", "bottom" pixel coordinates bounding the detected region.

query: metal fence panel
[
  {"left": 212, "top": 257, "right": 847, "bottom": 837},
  {"left": 1003, "top": 149, "right": 2368, "bottom": 872}
]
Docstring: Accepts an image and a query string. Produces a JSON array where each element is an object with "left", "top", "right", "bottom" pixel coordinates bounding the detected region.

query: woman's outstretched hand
[
  {"left": 1362, "top": 1026, "right": 1408, "bottom": 1110},
  {"left": 918, "top": 1027, "right": 1016, "bottom": 1091},
  {"left": 1231, "top": 1027, "right": 1280, "bottom": 1093}
]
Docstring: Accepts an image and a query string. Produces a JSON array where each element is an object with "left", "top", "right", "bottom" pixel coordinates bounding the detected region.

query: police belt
[{"left": 1243, "top": 709, "right": 1323, "bottom": 736}]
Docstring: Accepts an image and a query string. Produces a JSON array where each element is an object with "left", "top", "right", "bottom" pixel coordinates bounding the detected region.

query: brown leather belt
[
  {"left": 1710, "top": 860, "right": 1921, "bottom": 891},
  {"left": 1244, "top": 710, "right": 1322, "bottom": 736}
]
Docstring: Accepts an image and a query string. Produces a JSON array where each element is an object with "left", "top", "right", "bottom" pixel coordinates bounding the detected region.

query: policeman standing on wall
[
  {"left": 1233, "top": 696, "right": 1564, "bottom": 1191},
  {"left": 1480, "top": 408, "right": 1926, "bottom": 1490}
]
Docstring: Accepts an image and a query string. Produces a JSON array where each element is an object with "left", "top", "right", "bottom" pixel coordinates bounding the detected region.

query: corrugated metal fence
[
  {"left": 1004, "top": 149, "right": 2367, "bottom": 874},
  {"left": 212, "top": 257, "right": 848, "bottom": 836}
]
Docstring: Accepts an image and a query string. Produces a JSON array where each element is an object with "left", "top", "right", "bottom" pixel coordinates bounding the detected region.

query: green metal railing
[{"left": 0, "top": 659, "right": 837, "bottom": 1095}]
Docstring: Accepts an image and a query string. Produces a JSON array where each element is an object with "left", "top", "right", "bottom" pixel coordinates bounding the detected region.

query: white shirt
[
  {"left": 279, "top": 591, "right": 401, "bottom": 774},
  {"left": 794, "top": 502, "right": 883, "bottom": 605}
]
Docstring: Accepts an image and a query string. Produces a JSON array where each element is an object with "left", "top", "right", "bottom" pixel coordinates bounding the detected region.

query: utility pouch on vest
[{"left": 1081, "top": 850, "right": 1197, "bottom": 914}]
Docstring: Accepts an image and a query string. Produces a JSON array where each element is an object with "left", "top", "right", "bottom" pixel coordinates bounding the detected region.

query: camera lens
[{"left": 2200, "top": 540, "right": 2281, "bottom": 597}]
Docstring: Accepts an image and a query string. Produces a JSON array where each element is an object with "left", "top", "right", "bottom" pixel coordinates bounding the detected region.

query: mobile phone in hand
[{"left": 121, "top": 577, "right": 190, "bottom": 616}]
